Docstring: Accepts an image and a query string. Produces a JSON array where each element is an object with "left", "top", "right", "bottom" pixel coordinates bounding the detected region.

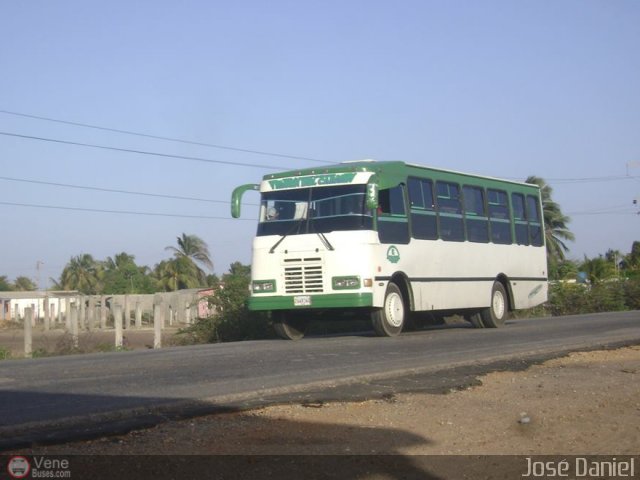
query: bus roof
[{"left": 262, "top": 160, "right": 540, "bottom": 192}]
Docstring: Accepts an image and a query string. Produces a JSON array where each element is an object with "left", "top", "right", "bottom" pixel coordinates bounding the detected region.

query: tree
[
  {"left": 102, "top": 252, "right": 155, "bottom": 294},
  {"left": 627, "top": 241, "right": 640, "bottom": 269},
  {"left": 525, "top": 176, "right": 575, "bottom": 276},
  {"left": 13, "top": 276, "right": 37, "bottom": 291},
  {"left": 164, "top": 233, "right": 213, "bottom": 286},
  {"left": 555, "top": 259, "right": 579, "bottom": 280},
  {"left": 153, "top": 257, "right": 202, "bottom": 292},
  {"left": 0, "top": 276, "right": 12, "bottom": 291},
  {"left": 580, "top": 255, "right": 616, "bottom": 284},
  {"left": 59, "top": 254, "right": 101, "bottom": 294}
]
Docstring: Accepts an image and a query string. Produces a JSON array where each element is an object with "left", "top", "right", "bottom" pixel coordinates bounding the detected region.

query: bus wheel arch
[
  {"left": 371, "top": 273, "right": 412, "bottom": 337},
  {"left": 479, "top": 277, "right": 511, "bottom": 328},
  {"left": 390, "top": 272, "right": 414, "bottom": 312},
  {"left": 496, "top": 273, "right": 514, "bottom": 311},
  {"left": 372, "top": 282, "right": 405, "bottom": 336}
]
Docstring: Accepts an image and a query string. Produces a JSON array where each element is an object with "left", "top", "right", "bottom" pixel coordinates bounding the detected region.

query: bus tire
[
  {"left": 465, "top": 312, "right": 486, "bottom": 328},
  {"left": 273, "top": 312, "right": 308, "bottom": 340},
  {"left": 479, "top": 281, "right": 509, "bottom": 328},
  {"left": 371, "top": 282, "right": 405, "bottom": 337}
]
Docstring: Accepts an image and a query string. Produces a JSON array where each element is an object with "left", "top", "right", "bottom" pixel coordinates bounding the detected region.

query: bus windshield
[{"left": 257, "top": 185, "right": 374, "bottom": 236}]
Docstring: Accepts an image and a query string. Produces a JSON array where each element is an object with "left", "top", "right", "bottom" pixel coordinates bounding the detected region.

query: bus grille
[{"left": 284, "top": 258, "right": 324, "bottom": 294}]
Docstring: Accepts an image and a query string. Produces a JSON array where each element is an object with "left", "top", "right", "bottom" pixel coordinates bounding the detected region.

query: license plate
[{"left": 294, "top": 295, "right": 312, "bottom": 307}]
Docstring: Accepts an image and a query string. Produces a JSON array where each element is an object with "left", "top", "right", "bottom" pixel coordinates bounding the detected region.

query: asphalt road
[{"left": 1, "top": 311, "right": 639, "bottom": 449}]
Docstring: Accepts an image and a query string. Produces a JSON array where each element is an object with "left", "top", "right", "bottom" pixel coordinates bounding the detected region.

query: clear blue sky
[{"left": 1, "top": 0, "right": 638, "bottom": 286}]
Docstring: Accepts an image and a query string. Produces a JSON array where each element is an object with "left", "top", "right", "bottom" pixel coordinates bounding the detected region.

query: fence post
[
  {"left": 153, "top": 303, "right": 162, "bottom": 349},
  {"left": 70, "top": 305, "right": 79, "bottom": 348},
  {"left": 135, "top": 301, "right": 142, "bottom": 329},
  {"left": 114, "top": 304, "right": 123, "bottom": 349},
  {"left": 124, "top": 295, "right": 131, "bottom": 329},
  {"left": 79, "top": 296, "right": 86, "bottom": 330},
  {"left": 43, "top": 295, "right": 50, "bottom": 331},
  {"left": 65, "top": 298, "right": 71, "bottom": 330},
  {"left": 100, "top": 295, "right": 107, "bottom": 329},
  {"left": 87, "top": 296, "right": 96, "bottom": 331},
  {"left": 24, "top": 307, "right": 32, "bottom": 358}
]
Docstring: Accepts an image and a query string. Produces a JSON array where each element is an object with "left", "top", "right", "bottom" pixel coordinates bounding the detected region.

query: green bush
[
  {"left": 547, "top": 279, "right": 635, "bottom": 316},
  {"left": 176, "top": 262, "right": 274, "bottom": 344},
  {"left": 623, "top": 277, "right": 640, "bottom": 310},
  {"left": 548, "top": 283, "right": 590, "bottom": 316},
  {"left": 0, "top": 346, "right": 11, "bottom": 360}
]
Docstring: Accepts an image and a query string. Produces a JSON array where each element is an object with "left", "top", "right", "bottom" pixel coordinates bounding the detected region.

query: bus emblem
[{"left": 386, "top": 246, "right": 401, "bottom": 264}]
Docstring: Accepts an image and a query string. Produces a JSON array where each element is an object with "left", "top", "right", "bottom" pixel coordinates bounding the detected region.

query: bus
[{"left": 231, "top": 160, "right": 548, "bottom": 340}]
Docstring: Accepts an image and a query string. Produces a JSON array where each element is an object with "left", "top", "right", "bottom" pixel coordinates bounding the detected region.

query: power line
[
  {"left": 0, "top": 109, "right": 331, "bottom": 164},
  {"left": 0, "top": 175, "right": 259, "bottom": 206},
  {"left": 0, "top": 200, "right": 256, "bottom": 220},
  {"left": 0, "top": 131, "right": 294, "bottom": 170},
  {"left": 509, "top": 175, "right": 640, "bottom": 184},
  {"left": 546, "top": 175, "right": 640, "bottom": 184},
  {"left": 569, "top": 211, "right": 637, "bottom": 216}
]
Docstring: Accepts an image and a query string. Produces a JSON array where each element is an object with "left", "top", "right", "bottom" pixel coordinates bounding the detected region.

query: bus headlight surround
[
  {"left": 252, "top": 280, "right": 276, "bottom": 293},
  {"left": 332, "top": 276, "right": 361, "bottom": 290}
]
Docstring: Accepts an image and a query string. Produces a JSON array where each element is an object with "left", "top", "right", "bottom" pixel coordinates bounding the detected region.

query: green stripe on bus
[{"left": 249, "top": 292, "right": 374, "bottom": 311}]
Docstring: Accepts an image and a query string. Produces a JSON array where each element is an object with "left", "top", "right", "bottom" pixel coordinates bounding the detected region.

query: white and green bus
[{"left": 231, "top": 160, "right": 548, "bottom": 340}]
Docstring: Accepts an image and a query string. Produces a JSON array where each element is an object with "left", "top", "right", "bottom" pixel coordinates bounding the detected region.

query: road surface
[{"left": 1, "top": 311, "right": 639, "bottom": 449}]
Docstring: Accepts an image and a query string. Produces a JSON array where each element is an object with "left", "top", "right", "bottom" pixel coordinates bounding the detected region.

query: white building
[{"left": 0, "top": 291, "right": 79, "bottom": 321}]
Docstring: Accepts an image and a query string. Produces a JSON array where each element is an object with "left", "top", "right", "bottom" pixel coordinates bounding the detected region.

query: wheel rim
[
  {"left": 385, "top": 291, "right": 404, "bottom": 327},
  {"left": 492, "top": 289, "right": 506, "bottom": 320}
]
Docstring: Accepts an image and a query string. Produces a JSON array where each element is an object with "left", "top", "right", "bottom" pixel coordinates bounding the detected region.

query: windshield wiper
[
  {"left": 317, "top": 232, "right": 335, "bottom": 251},
  {"left": 269, "top": 219, "right": 305, "bottom": 254}
]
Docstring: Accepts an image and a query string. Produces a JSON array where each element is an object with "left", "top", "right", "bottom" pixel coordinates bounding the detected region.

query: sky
[{"left": 1, "top": 0, "right": 639, "bottom": 287}]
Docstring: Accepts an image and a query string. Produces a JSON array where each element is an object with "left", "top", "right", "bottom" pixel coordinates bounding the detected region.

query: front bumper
[{"left": 249, "top": 292, "right": 374, "bottom": 311}]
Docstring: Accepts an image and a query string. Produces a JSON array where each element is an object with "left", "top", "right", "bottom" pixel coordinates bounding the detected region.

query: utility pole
[
  {"left": 36, "top": 260, "right": 44, "bottom": 291},
  {"left": 625, "top": 162, "right": 639, "bottom": 215}
]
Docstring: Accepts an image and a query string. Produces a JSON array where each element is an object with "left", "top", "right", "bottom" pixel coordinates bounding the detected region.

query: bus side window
[
  {"left": 512, "top": 193, "right": 529, "bottom": 245},
  {"left": 409, "top": 177, "right": 437, "bottom": 240},
  {"left": 463, "top": 185, "right": 489, "bottom": 243},
  {"left": 378, "top": 189, "right": 391, "bottom": 215},
  {"left": 527, "top": 195, "right": 544, "bottom": 247},
  {"left": 378, "top": 185, "right": 410, "bottom": 244},
  {"left": 436, "top": 181, "right": 464, "bottom": 242},
  {"left": 488, "top": 189, "right": 512, "bottom": 244}
]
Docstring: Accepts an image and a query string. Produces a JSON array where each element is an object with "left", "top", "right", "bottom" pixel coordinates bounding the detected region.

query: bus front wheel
[
  {"left": 372, "top": 282, "right": 405, "bottom": 337},
  {"left": 479, "top": 281, "right": 509, "bottom": 328},
  {"left": 273, "top": 312, "right": 308, "bottom": 340}
]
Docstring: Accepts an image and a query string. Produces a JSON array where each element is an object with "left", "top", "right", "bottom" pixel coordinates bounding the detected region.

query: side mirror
[
  {"left": 366, "top": 178, "right": 379, "bottom": 210},
  {"left": 231, "top": 184, "right": 259, "bottom": 218}
]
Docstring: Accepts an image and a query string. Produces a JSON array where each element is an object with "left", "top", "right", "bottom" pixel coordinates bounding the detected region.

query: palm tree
[
  {"left": 165, "top": 233, "right": 213, "bottom": 286},
  {"left": 581, "top": 255, "right": 616, "bottom": 284},
  {"left": 59, "top": 254, "right": 101, "bottom": 294},
  {"left": 104, "top": 252, "right": 136, "bottom": 271},
  {"left": 525, "top": 176, "right": 575, "bottom": 270},
  {"left": 154, "top": 257, "right": 202, "bottom": 292}
]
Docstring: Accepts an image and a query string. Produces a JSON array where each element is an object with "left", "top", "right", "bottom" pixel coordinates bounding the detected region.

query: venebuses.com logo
[
  {"left": 5, "top": 456, "right": 72, "bottom": 479},
  {"left": 6, "top": 456, "right": 30, "bottom": 479}
]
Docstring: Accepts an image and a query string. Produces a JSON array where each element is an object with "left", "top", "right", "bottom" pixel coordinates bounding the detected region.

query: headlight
[
  {"left": 332, "top": 276, "right": 361, "bottom": 290},
  {"left": 252, "top": 280, "right": 276, "bottom": 293}
]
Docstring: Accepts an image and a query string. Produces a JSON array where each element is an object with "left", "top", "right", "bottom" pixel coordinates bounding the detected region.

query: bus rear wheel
[
  {"left": 372, "top": 282, "right": 405, "bottom": 337},
  {"left": 479, "top": 281, "right": 509, "bottom": 328},
  {"left": 273, "top": 312, "right": 308, "bottom": 340}
]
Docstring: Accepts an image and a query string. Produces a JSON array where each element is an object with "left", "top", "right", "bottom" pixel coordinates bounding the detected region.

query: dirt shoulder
[{"left": 20, "top": 345, "right": 640, "bottom": 456}]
